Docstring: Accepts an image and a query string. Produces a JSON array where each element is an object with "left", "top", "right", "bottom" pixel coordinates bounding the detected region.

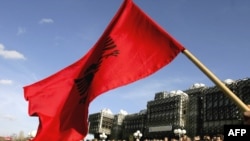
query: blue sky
[{"left": 0, "top": 0, "right": 250, "bottom": 136}]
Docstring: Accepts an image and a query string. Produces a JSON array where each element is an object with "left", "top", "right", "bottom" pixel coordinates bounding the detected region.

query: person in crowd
[
  {"left": 203, "top": 135, "right": 211, "bottom": 141},
  {"left": 182, "top": 135, "right": 191, "bottom": 141},
  {"left": 243, "top": 105, "right": 250, "bottom": 125},
  {"left": 214, "top": 134, "right": 223, "bottom": 141},
  {"left": 211, "top": 136, "right": 216, "bottom": 141},
  {"left": 170, "top": 138, "right": 178, "bottom": 141},
  {"left": 193, "top": 135, "right": 200, "bottom": 141}
]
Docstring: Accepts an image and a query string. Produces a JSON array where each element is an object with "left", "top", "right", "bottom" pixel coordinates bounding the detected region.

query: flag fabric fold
[{"left": 24, "top": 0, "right": 185, "bottom": 140}]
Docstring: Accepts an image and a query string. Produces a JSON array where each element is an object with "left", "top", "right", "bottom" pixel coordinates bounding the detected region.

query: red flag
[{"left": 24, "top": 0, "right": 185, "bottom": 140}]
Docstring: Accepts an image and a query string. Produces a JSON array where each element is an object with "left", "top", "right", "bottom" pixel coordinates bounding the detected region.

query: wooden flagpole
[{"left": 182, "top": 49, "right": 250, "bottom": 112}]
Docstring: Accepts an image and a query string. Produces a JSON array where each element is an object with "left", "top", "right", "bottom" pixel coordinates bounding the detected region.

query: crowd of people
[{"left": 166, "top": 134, "right": 224, "bottom": 141}]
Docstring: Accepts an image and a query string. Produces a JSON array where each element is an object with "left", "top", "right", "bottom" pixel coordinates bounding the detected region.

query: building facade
[
  {"left": 145, "top": 91, "right": 188, "bottom": 139},
  {"left": 110, "top": 110, "right": 128, "bottom": 139},
  {"left": 122, "top": 110, "right": 147, "bottom": 140},
  {"left": 88, "top": 77, "right": 250, "bottom": 140},
  {"left": 88, "top": 108, "right": 114, "bottom": 139}
]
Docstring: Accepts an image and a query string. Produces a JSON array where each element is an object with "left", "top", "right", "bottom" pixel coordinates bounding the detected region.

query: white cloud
[
  {"left": 0, "top": 44, "right": 26, "bottom": 60},
  {"left": 16, "top": 27, "right": 26, "bottom": 35},
  {"left": 0, "top": 79, "right": 13, "bottom": 85},
  {"left": 39, "top": 18, "right": 54, "bottom": 24}
]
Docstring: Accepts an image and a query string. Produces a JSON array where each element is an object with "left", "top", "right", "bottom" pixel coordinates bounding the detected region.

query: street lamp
[
  {"left": 133, "top": 130, "right": 142, "bottom": 141},
  {"left": 99, "top": 132, "right": 107, "bottom": 141},
  {"left": 174, "top": 128, "right": 186, "bottom": 139}
]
